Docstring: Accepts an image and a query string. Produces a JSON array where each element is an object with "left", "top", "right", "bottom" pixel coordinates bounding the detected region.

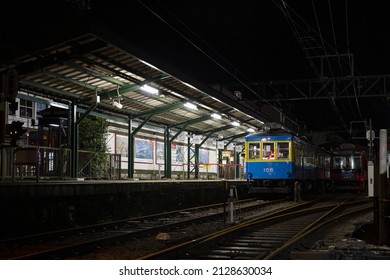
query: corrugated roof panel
[{"left": 5, "top": 33, "right": 265, "bottom": 144}]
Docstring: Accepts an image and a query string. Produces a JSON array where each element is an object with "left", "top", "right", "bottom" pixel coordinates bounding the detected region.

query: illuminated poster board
[{"left": 135, "top": 138, "right": 153, "bottom": 162}]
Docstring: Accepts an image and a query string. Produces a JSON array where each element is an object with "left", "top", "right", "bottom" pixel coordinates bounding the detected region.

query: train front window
[
  {"left": 277, "top": 142, "right": 289, "bottom": 159},
  {"left": 350, "top": 156, "right": 361, "bottom": 169},
  {"left": 334, "top": 156, "right": 344, "bottom": 169},
  {"left": 248, "top": 143, "right": 260, "bottom": 160},
  {"left": 262, "top": 142, "right": 274, "bottom": 159},
  {"left": 334, "top": 156, "right": 361, "bottom": 169}
]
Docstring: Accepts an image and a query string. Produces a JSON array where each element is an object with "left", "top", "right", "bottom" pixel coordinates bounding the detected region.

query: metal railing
[
  {"left": 78, "top": 150, "right": 121, "bottom": 180},
  {"left": 156, "top": 163, "right": 243, "bottom": 180},
  {"left": 0, "top": 146, "right": 121, "bottom": 181},
  {"left": 1, "top": 146, "right": 242, "bottom": 181}
]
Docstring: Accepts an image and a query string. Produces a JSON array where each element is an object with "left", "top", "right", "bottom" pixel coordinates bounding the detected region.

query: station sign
[{"left": 366, "top": 130, "right": 375, "bottom": 141}]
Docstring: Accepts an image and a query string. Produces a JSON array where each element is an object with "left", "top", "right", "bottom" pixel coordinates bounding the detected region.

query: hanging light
[
  {"left": 231, "top": 121, "right": 240, "bottom": 127},
  {"left": 184, "top": 102, "right": 198, "bottom": 110},
  {"left": 140, "top": 84, "right": 159, "bottom": 95},
  {"left": 211, "top": 113, "right": 222, "bottom": 120},
  {"left": 112, "top": 99, "right": 123, "bottom": 109}
]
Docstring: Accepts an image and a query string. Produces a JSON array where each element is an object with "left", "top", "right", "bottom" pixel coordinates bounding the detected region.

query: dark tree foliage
[
  {"left": 79, "top": 118, "right": 109, "bottom": 179},
  {"left": 79, "top": 118, "right": 108, "bottom": 152}
]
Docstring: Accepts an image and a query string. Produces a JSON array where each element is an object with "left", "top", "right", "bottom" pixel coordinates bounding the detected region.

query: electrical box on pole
[{"left": 368, "top": 161, "right": 374, "bottom": 197}]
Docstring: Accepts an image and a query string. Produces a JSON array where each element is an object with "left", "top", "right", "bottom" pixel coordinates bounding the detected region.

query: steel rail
[{"left": 137, "top": 198, "right": 371, "bottom": 259}]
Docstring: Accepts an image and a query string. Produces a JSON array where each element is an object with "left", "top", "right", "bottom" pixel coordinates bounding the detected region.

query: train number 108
[{"left": 263, "top": 168, "right": 274, "bottom": 173}]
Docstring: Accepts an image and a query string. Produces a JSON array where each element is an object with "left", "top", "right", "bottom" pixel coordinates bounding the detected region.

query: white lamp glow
[
  {"left": 211, "top": 113, "right": 222, "bottom": 120},
  {"left": 184, "top": 102, "right": 198, "bottom": 110},
  {"left": 231, "top": 121, "right": 240, "bottom": 127},
  {"left": 113, "top": 100, "right": 123, "bottom": 109},
  {"left": 140, "top": 84, "right": 159, "bottom": 95}
]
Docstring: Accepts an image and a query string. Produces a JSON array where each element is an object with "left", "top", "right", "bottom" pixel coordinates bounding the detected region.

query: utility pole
[{"left": 378, "top": 129, "right": 389, "bottom": 245}]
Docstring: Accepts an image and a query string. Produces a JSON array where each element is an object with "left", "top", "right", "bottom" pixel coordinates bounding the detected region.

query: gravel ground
[
  {"left": 62, "top": 192, "right": 390, "bottom": 260},
  {"left": 67, "top": 198, "right": 389, "bottom": 260},
  {"left": 69, "top": 219, "right": 229, "bottom": 259},
  {"left": 68, "top": 200, "right": 295, "bottom": 259}
]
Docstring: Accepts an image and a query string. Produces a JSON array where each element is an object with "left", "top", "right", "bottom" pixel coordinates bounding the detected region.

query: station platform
[
  {"left": 0, "top": 179, "right": 246, "bottom": 200},
  {"left": 0, "top": 179, "right": 248, "bottom": 236}
]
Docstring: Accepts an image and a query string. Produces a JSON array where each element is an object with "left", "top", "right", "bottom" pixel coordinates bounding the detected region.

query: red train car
[{"left": 330, "top": 143, "right": 368, "bottom": 192}]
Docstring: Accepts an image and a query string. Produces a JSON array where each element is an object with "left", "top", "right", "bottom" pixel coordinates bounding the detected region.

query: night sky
[
  {"left": 4, "top": 1, "right": 390, "bottom": 80},
  {"left": 2, "top": 0, "right": 390, "bottom": 136}
]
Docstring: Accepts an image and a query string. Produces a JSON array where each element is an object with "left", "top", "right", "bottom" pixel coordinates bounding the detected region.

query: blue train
[{"left": 245, "top": 123, "right": 331, "bottom": 196}]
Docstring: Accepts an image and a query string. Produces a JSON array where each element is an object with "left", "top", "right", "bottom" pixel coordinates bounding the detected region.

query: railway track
[
  {"left": 0, "top": 198, "right": 289, "bottom": 259},
  {"left": 137, "top": 198, "right": 373, "bottom": 260}
]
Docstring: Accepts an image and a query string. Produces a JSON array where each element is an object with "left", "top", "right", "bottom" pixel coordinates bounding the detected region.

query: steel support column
[
  {"left": 71, "top": 103, "right": 97, "bottom": 178},
  {"left": 128, "top": 118, "right": 133, "bottom": 179},
  {"left": 128, "top": 115, "right": 152, "bottom": 179},
  {"left": 164, "top": 126, "right": 172, "bottom": 179},
  {"left": 70, "top": 103, "right": 77, "bottom": 178},
  {"left": 187, "top": 136, "right": 191, "bottom": 179},
  {"left": 379, "top": 129, "right": 389, "bottom": 245},
  {"left": 194, "top": 144, "right": 200, "bottom": 179},
  {"left": 218, "top": 149, "right": 223, "bottom": 178}
]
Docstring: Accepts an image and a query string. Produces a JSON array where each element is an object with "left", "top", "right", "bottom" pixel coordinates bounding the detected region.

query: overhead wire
[
  {"left": 316, "top": 3, "right": 348, "bottom": 130},
  {"left": 275, "top": 0, "right": 322, "bottom": 79},
  {"left": 135, "top": 0, "right": 297, "bottom": 126},
  {"left": 327, "top": 0, "right": 346, "bottom": 78},
  {"left": 344, "top": 0, "right": 363, "bottom": 121},
  {"left": 136, "top": 1, "right": 256, "bottom": 94},
  {"left": 277, "top": 0, "right": 348, "bottom": 130},
  {"left": 136, "top": 0, "right": 366, "bottom": 133},
  {"left": 328, "top": 0, "right": 363, "bottom": 123},
  {"left": 325, "top": 0, "right": 358, "bottom": 122},
  {"left": 345, "top": 0, "right": 352, "bottom": 73},
  {"left": 328, "top": 0, "right": 362, "bottom": 122},
  {"left": 311, "top": 0, "right": 333, "bottom": 75},
  {"left": 328, "top": 0, "right": 339, "bottom": 55},
  {"left": 278, "top": 0, "right": 366, "bottom": 132},
  {"left": 274, "top": 0, "right": 341, "bottom": 129}
]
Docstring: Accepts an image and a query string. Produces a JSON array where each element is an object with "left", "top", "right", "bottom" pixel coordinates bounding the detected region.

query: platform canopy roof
[{"left": 0, "top": 28, "right": 291, "bottom": 143}]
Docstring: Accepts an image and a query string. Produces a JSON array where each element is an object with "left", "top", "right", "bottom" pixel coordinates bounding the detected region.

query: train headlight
[{"left": 262, "top": 124, "right": 271, "bottom": 131}]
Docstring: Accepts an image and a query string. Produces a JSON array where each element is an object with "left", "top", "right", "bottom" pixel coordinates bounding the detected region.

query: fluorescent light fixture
[
  {"left": 140, "top": 84, "right": 159, "bottom": 95},
  {"left": 247, "top": 128, "right": 255, "bottom": 133},
  {"left": 49, "top": 100, "right": 69, "bottom": 109},
  {"left": 113, "top": 100, "right": 123, "bottom": 109},
  {"left": 181, "top": 81, "right": 197, "bottom": 90},
  {"left": 184, "top": 102, "right": 198, "bottom": 110},
  {"left": 139, "top": 60, "right": 159, "bottom": 70},
  {"left": 211, "top": 113, "right": 222, "bottom": 120},
  {"left": 231, "top": 121, "right": 240, "bottom": 127}
]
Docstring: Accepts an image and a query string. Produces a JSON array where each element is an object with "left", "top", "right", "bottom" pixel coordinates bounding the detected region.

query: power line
[{"left": 136, "top": 0, "right": 297, "bottom": 126}]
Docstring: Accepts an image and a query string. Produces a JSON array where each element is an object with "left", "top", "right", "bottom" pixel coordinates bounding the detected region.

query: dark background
[{"left": 2, "top": 0, "right": 390, "bottom": 141}]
